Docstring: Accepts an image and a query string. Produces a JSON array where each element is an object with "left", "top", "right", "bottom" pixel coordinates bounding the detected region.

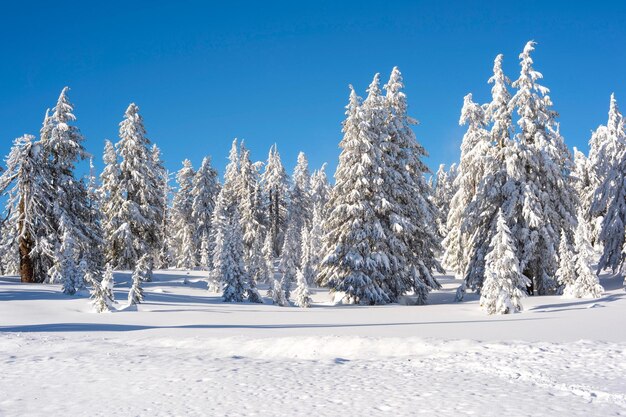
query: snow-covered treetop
[
  {"left": 460, "top": 93, "right": 487, "bottom": 129},
  {"left": 486, "top": 54, "right": 512, "bottom": 148},
  {"left": 607, "top": 93, "right": 624, "bottom": 138},
  {"left": 262, "top": 144, "right": 288, "bottom": 193}
]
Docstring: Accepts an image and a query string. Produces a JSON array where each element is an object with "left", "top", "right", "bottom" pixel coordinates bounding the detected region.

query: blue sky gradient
[{"left": 1, "top": 0, "right": 624, "bottom": 178}]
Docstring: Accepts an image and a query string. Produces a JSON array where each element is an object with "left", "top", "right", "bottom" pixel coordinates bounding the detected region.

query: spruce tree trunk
[{"left": 18, "top": 197, "right": 35, "bottom": 283}]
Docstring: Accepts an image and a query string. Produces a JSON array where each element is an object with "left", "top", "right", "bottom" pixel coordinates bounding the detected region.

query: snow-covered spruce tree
[
  {"left": 170, "top": 160, "right": 196, "bottom": 268},
  {"left": 262, "top": 230, "right": 276, "bottom": 288},
  {"left": 208, "top": 140, "right": 240, "bottom": 288},
  {"left": 588, "top": 94, "right": 626, "bottom": 247},
  {"left": 93, "top": 264, "right": 116, "bottom": 312},
  {"left": 150, "top": 144, "right": 168, "bottom": 266},
  {"left": 191, "top": 156, "right": 219, "bottom": 268},
  {"left": 89, "top": 262, "right": 115, "bottom": 313},
  {"left": 383, "top": 67, "right": 443, "bottom": 303},
  {"left": 99, "top": 140, "right": 124, "bottom": 265},
  {"left": 156, "top": 169, "right": 172, "bottom": 269},
  {"left": 216, "top": 207, "right": 262, "bottom": 303},
  {"left": 262, "top": 144, "right": 289, "bottom": 256},
  {"left": 588, "top": 94, "right": 625, "bottom": 189},
  {"left": 564, "top": 210, "right": 605, "bottom": 298},
  {"left": 220, "top": 209, "right": 250, "bottom": 302},
  {"left": 443, "top": 93, "right": 491, "bottom": 276},
  {"left": 112, "top": 103, "right": 160, "bottom": 269},
  {"left": 41, "top": 87, "right": 103, "bottom": 282},
  {"left": 237, "top": 147, "right": 264, "bottom": 266},
  {"left": 0, "top": 135, "right": 54, "bottom": 283},
  {"left": 293, "top": 269, "right": 312, "bottom": 308},
  {"left": 247, "top": 233, "right": 267, "bottom": 297},
  {"left": 279, "top": 220, "right": 299, "bottom": 301},
  {"left": 317, "top": 85, "right": 390, "bottom": 304},
  {"left": 555, "top": 229, "right": 577, "bottom": 294},
  {"left": 455, "top": 55, "right": 516, "bottom": 297},
  {"left": 572, "top": 148, "right": 594, "bottom": 226},
  {"left": 310, "top": 163, "right": 331, "bottom": 214},
  {"left": 300, "top": 164, "right": 330, "bottom": 285},
  {"left": 49, "top": 215, "right": 80, "bottom": 295},
  {"left": 433, "top": 163, "right": 457, "bottom": 235},
  {"left": 480, "top": 210, "right": 529, "bottom": 314},
  {"left": 507, "top": 41, "right": 577, "bottom": 295},
  {"left": 594, "top": 140, "right": 626, "bottom": 274},
  {"left": 288, "top": 152, "right": 312, "bottom": 267},
  {"left": 128, "top": 255, "right": 148, "bottom": 305}
]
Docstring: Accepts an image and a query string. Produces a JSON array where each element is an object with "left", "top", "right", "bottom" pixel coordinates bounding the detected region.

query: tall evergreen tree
[
  {"left": 191, "top": 156, "right": 219, "bottom": 267},
  {"left": 593, "top": 137, "right": 626, "bottom": 274},
  {"left": 0, "top": 135, "right": 53, "bottom": 282},
  {"left": 112, "top": 103, "right": 160, "bottom": 269},
  {"left": 563, "top": 210, "right": 605, "bottom": 298},
  {"left": 383, "top": 67, "right": 443, "bottom": 303},
  {"left": 588, "top": 94, "right": 626, "bottom": 248},
  {"left": 170, "top": 159, "right": 196, "bottom": 268},
  {"left": 506, "top": 41, "right": 577, "bottom": 294},
  {"left": 480, "top": 211, "right": 529, "bottom": 314},
  {"left": 317, "top": 85, "right": 390, "bottom": 304},
  {"left": 443, "top": 93, "right": 491, "bottom": 276},
  {"left": 262, "top": 144, "right": 289, "bottom": 256},
  {"left": 555, "top": 229, "right": 577, "bottom": 294},
  {"left": 100, "top": 140, "right": 123, "bottom": 266},
  {"left": 288, "top": 152, "right": 312, "bottom": 266}
]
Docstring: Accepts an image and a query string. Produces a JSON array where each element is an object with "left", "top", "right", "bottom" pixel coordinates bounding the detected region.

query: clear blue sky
[{"left": 1, "top": 0, "right": 624, "bottom": 179}]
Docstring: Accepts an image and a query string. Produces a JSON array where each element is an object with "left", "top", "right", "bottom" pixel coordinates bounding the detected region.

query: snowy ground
[{"left": 1, "top": 270, "right": 625, "bottom": 416}]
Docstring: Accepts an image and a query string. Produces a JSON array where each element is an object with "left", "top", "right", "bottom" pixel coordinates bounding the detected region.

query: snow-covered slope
[{"left": 1, "top": 270, "right": 625, "bottom": 416}]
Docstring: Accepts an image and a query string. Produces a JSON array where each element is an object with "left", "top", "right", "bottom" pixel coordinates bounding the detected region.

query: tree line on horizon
[{"left": 0, "top": 40, "right": 623, "bottom": 314}]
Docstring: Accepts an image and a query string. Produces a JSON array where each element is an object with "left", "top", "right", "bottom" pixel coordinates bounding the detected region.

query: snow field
[{"left": 1, "top": 270, "right": 626, "bottom": 416}]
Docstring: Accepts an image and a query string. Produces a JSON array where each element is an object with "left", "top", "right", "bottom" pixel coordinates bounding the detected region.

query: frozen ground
[{"left": 1, "top": 270, "right": 625, "bottom": 416}]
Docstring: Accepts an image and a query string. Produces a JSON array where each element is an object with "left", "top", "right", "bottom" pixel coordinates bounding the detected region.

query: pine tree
[
  {"left": 170, "top": 160, "right": 196, "bottom": 268},
  {"left": 220, "top": 210, "right": 251, "bottom": 303},
  {"left": 301, "top": 165, "right": 329, "bottom": 286},
  {"left": 293, "top": 269, "right": 312, "bottom": 308},
  {"left": 262, "top": 144, "right": 289, "bottom": 256},
  {"left": 310, "top": 163, "right": 331, "bottom": 214},
  {"left": 191, "top": 156, "right": 219, "bottom": 267},
  {"left": 237, "top": 147, "right": 264, "bottom": 272},
  {"left": 114, "top": 103, "right": 160, "bottom": 269},
  {"left": 564, "top": 210, "right": 605, "bottom": 298},
  {"left": 454, "top": 56, "right": 514, "bottom": 297},
  {"left": 128, "top": 255, "right": 148, "bottom": 305},
  {"left": 480, "top": 211, "right": 529, "bottom": 314},
  {"left": 555, "top": 229, "right": 577, "bottom": 294},
  {"left": 317, "top": 84, "right": 390, "bottom": 304},
  {"left": 572, "top": 147, "right": 596, "bottom": 240},
  {"left": 507, "top": 40, "right": 577, "bottom": 294},
  {"left": 0, "top": 135, "right": 53, "bottom": 283},
  {"left": 383, "top": 67, "right": 443, "bottom": 302},
  {"left": 443, "top": 93, "right": 491, "bottom": 276},
  {"left": 262, "top": 229, "right": 275, "bottom": 286},
  {"left": 156, "top": 169, "right": 172, "bottom": 269},
  {"left": 150, "top": 144, "right": 168, "bottom": 265},
  {"left": 589, "top": 94, "right": 626, "bottom": 260},
  {"left": 43, "top": 88, "right": 101, "bottom": 283},
  {"left": 279, "top": 221, "right": 299, "bottom": 301},
  {"left": 288, "top": 152, "right": 312, "bottom": 266},
  {"left": 90, "top": 265, "right": 115, "bottom": 313},
  {"left": 51, "top": 215, "right": 79, "bottom": 295},
  {"left": 100, "top": 140, "right": 124, "bottom": 265},
  {"left": 433, "top": 163, "right": 457, "bottom": 235},
  {"left": 85, "top": 158, "right": 105, "bottom": 269}
]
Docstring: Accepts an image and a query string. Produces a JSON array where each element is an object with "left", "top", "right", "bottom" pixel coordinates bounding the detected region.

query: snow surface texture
[{"left": 1, "top": 270, "right": 626, "bottom": 416}]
